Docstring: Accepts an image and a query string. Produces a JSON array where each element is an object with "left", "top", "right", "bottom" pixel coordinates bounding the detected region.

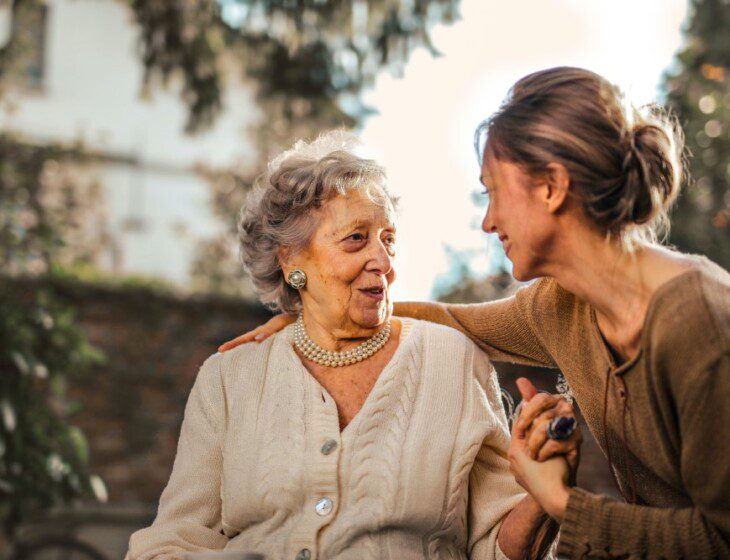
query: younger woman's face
[{"left": 480, "top": 148, "right": 558, "bottom": 281}]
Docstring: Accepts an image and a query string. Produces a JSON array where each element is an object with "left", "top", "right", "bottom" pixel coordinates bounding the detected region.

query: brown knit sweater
[{"left": 397, "top": 255, "right": 730, "bottom": 559}]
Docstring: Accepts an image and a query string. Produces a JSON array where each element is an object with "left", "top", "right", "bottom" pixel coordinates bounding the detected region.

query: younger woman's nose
[{"left": 482, "top": 206, "right": 497, "bottom": 233}]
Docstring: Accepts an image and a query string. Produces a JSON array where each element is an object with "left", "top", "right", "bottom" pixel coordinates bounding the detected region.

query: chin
[
  {"left": 509, "top": 259, "right": 537, "bottom": 282},
  {"left": 354, "top": 304, "right": 389, "bottom": 329},
  {"left": 511, "top": 268, "right": 530, "bottom": 282}
]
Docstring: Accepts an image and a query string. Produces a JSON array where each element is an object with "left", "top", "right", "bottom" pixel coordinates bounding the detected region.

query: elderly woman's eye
[{"left": 349, "top": 233, "right": 366, "bottom": 241}]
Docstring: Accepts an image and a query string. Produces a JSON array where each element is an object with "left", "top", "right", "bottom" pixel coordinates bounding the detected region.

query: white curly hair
[{"left": 238, "top": 130, "right": 397, "bottom": 312}]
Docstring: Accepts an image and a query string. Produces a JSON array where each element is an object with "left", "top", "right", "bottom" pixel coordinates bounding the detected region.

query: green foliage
[
  {"left": 664, "top": 0, "right": 730, "bottom": 269},
  {"left": 0, "top": 131, "right": 112, "bottom": 537},
  {"left": 129, "top": 0, "right": 461, "bottom": 132},
  {"left": 0, "top": 135, "right": 70, "bottom": 275},
  {"left": 48, "top": 262, "right": 179, "bottom": 295},
  {"left": 130, "top": 0, "right": 225, "bottom": 133},
  {"left": 0, "top": 134, "right": 112, "bottom": 277},
  {"left": 0, "top": 283, "right": 107, "bottom": 538}
]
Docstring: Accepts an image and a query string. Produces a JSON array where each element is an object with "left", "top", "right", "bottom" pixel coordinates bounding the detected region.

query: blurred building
[{"left": 0, "top": 0, "right": 260, "bottom": 287}]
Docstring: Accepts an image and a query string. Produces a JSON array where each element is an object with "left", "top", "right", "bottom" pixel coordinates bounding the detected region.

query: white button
[{"left": 315, "top": 497, "right": 333, "bottom": 516}]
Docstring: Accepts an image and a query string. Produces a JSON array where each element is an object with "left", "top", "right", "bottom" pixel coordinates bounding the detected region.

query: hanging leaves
[{"left": 128, "top": 0, "right": 461, "bottom": 131}]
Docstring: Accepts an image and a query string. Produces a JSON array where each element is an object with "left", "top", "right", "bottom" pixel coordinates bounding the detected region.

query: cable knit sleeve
[
  {"left": 126, "top": 353, "right": 229, "bottom": 560},
  {"left": 395, "top": 279, "right": 556, "bottom": 368},
  {"left": 467, "top": 344, "right": 529, "bottom": 559}
]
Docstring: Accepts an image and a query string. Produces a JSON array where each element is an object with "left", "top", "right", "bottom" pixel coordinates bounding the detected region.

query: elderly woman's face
[{"left": 294, "top": 188, "right": 396, "bottom": 334}]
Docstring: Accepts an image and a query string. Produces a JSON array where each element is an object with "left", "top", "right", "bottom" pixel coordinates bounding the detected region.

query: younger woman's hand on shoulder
[{"left": 218, "top": 313, "right": 297, "bottom": 352}]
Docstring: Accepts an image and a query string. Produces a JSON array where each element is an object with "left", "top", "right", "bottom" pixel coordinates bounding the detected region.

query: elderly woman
[{"left": 126, "top": 132, "right": 573, "bottom": 560}]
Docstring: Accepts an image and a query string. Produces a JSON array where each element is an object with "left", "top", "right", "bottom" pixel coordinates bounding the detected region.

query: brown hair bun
[{"left": 476, "top": 67, "right": 685, "bottom": 245}]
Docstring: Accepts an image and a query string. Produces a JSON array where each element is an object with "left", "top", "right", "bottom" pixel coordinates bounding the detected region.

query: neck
[
  {"left": 299, "top": 310, "right": 388, "bottom": 352},
  {"left": 540, "top": 232, "right": 654, "bottom": 334}
]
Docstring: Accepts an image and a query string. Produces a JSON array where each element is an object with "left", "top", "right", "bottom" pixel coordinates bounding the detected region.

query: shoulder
[
  {"left": 513, "top": 277, "right": 589, "bottom": 341},
  {"left": 648, "top": 256, "right": 730, "bottom": 378},
  {"left": 530, "top": 276, "right": 585, "bottom": 316},
  {"left": 406, "top": 317, "right": 482, "bottom": 355},
  {"left": 404, "top": 318, "right": 494, "bottom": 381},
  {"left": 404, "top": 321, "right": 507, "bottom": 425},
  {"left": 693, "top": 258, "right": 730, "bottom": 345},
  {"left": 200, "top": 329, "right": 288, "bottom": 393},
  {"left": 216, "top": 331, "right": 280, "bottom": 371}
]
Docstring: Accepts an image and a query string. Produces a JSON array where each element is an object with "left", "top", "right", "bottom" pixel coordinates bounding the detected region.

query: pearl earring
[{"left": 286, "top": 269, "right": 307, "bottom": 289}]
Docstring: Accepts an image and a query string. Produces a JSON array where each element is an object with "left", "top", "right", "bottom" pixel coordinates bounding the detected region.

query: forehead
[
  {"left": 480, "top": 149, "right": 496, "bottom": 186},
  {"left": 481, "top": 150, "right": 532, "bottom": 188},
  {"left": 319, "top": 189, "right": 396, "bottom": 233}
]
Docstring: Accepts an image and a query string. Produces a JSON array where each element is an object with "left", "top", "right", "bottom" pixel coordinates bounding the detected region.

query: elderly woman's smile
[{"left": 359, "top": 286, "right": 385, "bottom": 299}]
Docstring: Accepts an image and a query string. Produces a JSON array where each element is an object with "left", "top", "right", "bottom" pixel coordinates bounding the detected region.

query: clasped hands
[{"left": 508, "top": 378, "right": 583, "bottom": 523}]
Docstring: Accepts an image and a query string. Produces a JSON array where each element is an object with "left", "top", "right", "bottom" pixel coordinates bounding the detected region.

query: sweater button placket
[{"left": 308, "top": 387, "right": 340, "bottom": 558}]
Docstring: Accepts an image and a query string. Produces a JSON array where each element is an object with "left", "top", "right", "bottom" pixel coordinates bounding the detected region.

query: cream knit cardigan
[{"left": 126, "top": 319, "right": 525, "bottom": 560}]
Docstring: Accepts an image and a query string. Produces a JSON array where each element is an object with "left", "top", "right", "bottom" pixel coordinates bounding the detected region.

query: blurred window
[{"left": 9, "top": 0, "right": 48, "bottom": 90}]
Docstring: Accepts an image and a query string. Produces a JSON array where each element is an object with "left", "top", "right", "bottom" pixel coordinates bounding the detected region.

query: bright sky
[{"left": 358, "top": 0, "right": 689, "bottom": 301}]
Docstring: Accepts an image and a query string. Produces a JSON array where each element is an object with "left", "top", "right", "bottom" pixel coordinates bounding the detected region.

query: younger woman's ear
[{"left": 543, "top": 162, "right": 571, "bottom": 214}]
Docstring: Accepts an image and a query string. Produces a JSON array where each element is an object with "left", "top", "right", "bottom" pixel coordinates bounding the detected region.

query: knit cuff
[{"left": 556, "top": 487, "right": 595, "bottom": 559}]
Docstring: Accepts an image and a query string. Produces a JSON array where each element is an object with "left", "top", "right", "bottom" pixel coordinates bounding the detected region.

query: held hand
[
  {"left": 507, "top": 378, "right": 580, "bottom": 523},
  {"left": 508, "top": 432, "right": 571, "bottom": 523},
  {"left": 218, "top": 313, "right": 297, "bottom": 352},
  {"left": 514, "top": 378, "right": 582, "bottom": 479}
]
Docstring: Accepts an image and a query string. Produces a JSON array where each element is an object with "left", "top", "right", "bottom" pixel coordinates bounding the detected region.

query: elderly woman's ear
[{"left": 278, "top": 246, "right": 296, "bottom": 277}]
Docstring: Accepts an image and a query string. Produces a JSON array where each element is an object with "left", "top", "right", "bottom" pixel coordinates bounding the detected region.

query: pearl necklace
[{"left": 293, "top": 312, "right": 391, "bottom": 367}]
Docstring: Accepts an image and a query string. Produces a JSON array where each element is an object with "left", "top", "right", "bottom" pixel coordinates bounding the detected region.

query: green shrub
[{"left": 0, "top": 282, "right": 107, "bottom": 538}]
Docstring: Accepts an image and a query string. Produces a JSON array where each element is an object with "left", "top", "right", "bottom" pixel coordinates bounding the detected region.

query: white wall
[
  {"left": 99, "top": 163, "right": 225, "bottom": 286},
  {"left": 0, "top": 0, "right": 261, "bottom": 286}
]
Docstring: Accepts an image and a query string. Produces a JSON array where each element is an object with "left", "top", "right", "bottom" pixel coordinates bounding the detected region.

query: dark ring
[{"left": 547, "top": 416, "right": 576, "bottom": 441}]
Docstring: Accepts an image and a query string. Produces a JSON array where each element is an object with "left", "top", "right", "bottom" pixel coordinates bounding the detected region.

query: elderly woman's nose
[{"left": 365, "top": 239, "right": 394, "bottom": 273}]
